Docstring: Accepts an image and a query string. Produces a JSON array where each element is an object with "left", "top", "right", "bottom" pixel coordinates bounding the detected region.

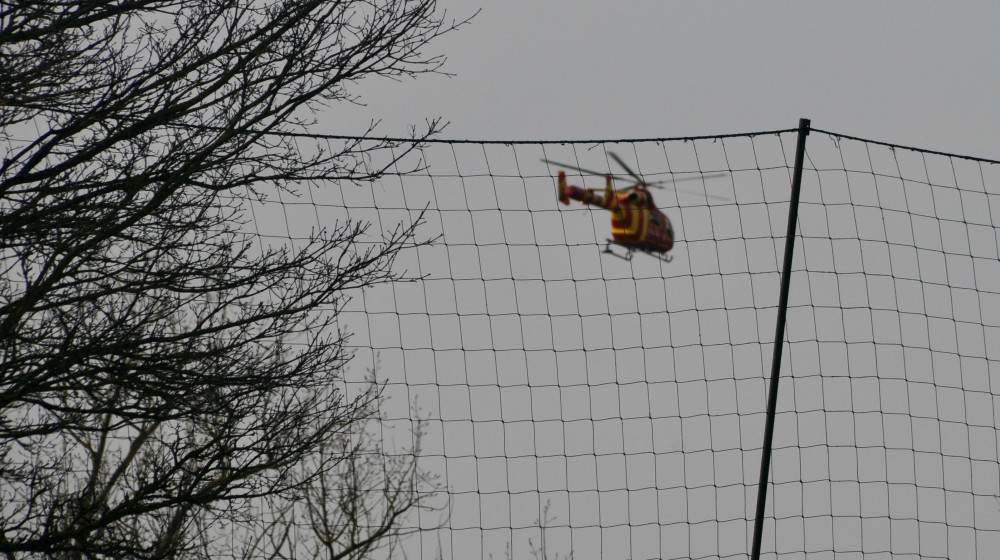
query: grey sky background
[
  {"left": 252, "top": 132, "right": 1000, "bottom": 559},
  {"left": 6, "top": 2, "right": 999, "bottom": 559},
  {"left": 255, "top": 3, "right": 1000, "bottom": 559},
  {"left": 334, "top": 1, "right": 1000, "bottom": 160}
]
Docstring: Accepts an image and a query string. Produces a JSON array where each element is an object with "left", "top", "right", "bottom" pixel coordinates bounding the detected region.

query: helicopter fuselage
[{"left": 557, "top": 171, "right": 674, "bottom": 256}]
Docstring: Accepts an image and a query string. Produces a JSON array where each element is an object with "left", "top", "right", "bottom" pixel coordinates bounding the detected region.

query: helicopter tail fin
[{"left": 557, "top": 171, "right": 570, "bottom": 205}]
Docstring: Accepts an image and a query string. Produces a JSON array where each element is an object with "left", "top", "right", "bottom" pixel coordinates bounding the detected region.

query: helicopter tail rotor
[{"left": 557, "top": 171, "right": 570, "bottom": 204}]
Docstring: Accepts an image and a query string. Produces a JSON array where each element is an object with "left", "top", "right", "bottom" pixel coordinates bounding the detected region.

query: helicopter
[{"left": 544, "top": 152, "right": 725, "bottom": 262}]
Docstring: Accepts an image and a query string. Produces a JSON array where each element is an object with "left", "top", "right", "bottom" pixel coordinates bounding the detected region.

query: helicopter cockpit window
[{"left": 626, "top": 190, "right": 646, "bottom": 205}]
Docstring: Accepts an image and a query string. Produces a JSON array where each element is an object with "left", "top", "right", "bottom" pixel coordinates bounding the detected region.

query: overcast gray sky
[
  {"left": 282, "top": 4, "right": 1000, "bottom": 558},
  {"left": 335, "top": 1, "right": 1000, "bottom": 160}
]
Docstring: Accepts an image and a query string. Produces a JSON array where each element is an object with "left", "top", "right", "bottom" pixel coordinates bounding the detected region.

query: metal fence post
[{"left": 750, "top": 117, "right": 810, "bottom": 560}]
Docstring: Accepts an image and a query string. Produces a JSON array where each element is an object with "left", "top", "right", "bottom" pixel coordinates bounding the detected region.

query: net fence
[{"left": 244, "top": 128, "right": 1000, "bottom": 560}]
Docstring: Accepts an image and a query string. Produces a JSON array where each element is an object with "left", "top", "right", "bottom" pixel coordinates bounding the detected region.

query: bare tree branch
[{"left": 1, "top": 0, "right": 471, "bottom": 558}]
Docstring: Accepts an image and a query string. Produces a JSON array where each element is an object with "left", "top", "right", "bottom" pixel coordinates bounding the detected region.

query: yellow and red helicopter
[{"left": 544, "top": 152, "right": 725, "bottom": 262}]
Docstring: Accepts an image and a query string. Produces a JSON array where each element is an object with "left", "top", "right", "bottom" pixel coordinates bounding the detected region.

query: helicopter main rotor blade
[
  {"left": 609, "top": 152, "right": 730, "bottom": 196},
  {"left": 642, "top": 172, "right": 729, "bottom": 187},
  {"left": 613, "top": 183, "right": 730, "bottom": 201},
  {"left": 545, "top": 157, "right": 732, "bottom": 201},
  {"left": 645, "top": 172, "right": 731, "bottom": 200},
  {"left": 608, "top": 152, "right": 644, "bottom": 184},
  {"left": 667, "top": 186, "right": 732, "bottom": 201},
  {"left": 541, "top": 159, "right": 632, "bottom": 182}
]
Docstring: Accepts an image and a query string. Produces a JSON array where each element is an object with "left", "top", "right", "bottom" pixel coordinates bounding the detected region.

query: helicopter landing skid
[{"left": 603, "top": 239, "right": 673, "bottom": 263}]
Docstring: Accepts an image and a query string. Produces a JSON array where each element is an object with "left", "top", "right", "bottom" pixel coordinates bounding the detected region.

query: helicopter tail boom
[{"left": 557, "top": 171, "right": 617, "bottom": 210}]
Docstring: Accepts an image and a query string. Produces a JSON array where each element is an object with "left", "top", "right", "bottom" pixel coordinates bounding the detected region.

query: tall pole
[{"left": 750, "top": 118, "right": 810, "bottom": 560}]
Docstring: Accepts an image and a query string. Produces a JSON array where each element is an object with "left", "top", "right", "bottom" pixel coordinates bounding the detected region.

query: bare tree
[
  {"left": 248, "top": 401, "right": 441, "bottom": 560},
  {"left": 0, "top": 1, "right": 466, "bottom": 558}
]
